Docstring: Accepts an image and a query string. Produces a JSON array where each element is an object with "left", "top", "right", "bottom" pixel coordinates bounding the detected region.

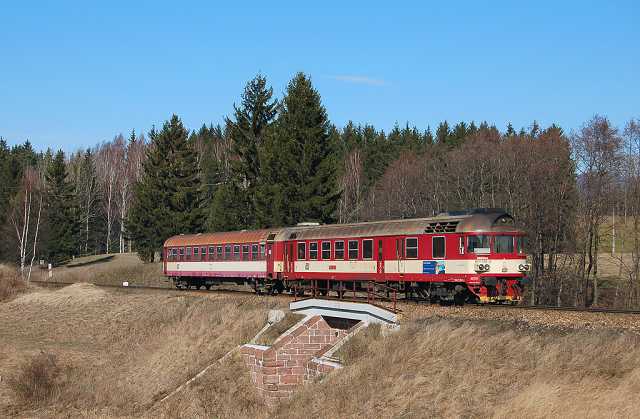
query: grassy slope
[
  {"left": 160, "top": 317, "right": 640, "bottom": 419},
  {"left": 0, "top": 284, "right": 283, "bottom": 417},
  {"left": 2, "top": 282, "right": 639, "bottom": 418},
  {"left": 37, "top": 252, "right": 167, "bottom": 287},
  {"left": 275, "top": 318, "right": 640, "bottom": 419}
]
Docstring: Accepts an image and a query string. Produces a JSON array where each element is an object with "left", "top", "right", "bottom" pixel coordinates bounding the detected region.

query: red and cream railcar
[{"left": 163, "top": 209, "right": 530, "bottom": 304}]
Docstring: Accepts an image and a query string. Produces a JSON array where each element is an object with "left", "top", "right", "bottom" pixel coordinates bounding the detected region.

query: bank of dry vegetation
[
  {"left": 164, "top": 318, "right": 640, "bottom": 419},
  {"left": 0, "top": 264, "right": 27, "bottom": 302},
  {"left": 3, "top": 283, "right": 639, "bottom": 418},
  {"left": 0, "top": 284, "right": 281, "bottom": 417}
]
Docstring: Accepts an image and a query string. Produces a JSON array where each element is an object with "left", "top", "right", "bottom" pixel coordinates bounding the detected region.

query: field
[
  {"left": 35, "top": 253, "right": 168, "bottom": 288},
  {"left": 2, "top": 269, "right": 640, "bottom": 418}
]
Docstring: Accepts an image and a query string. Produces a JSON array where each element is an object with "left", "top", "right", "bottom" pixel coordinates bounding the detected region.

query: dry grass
[
  {"left": 42, "top": 253, "right": 167, "bottom": 288},
  {"left": 274, "top": 318, "right": 640, "bottom": 419},
  {"left": 4, "top": 272, "right": 640, "bottom": 418},
  {"left": 0, "top": 283, "right": 283, "bottom": 417},
  {"left": 158, "top": 315, "right": 640, "bottom": 419},
  {"left": 7, "top": 352, "right": 63, "bottom": 406},
  {"left": 254, "top": 313, "right": 305, "bottom": 346},
  {"left": 0, "top": 265, "right": 27, "bottom": 302},
  {"left": 332, "top": 323, "right": 381, "bottom": 365},
  {"left": 159, "top": 353, "right": 265, "bottom": 419}
]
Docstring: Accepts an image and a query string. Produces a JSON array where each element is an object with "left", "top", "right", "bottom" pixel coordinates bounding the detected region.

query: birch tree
[{"left": 9, "top": 167, "right": 45, "bottom": 280}]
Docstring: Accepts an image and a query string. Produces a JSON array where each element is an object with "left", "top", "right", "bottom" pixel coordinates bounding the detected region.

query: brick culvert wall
[{"left": 240, "top": 315, "right": 360, "bottom": 403}]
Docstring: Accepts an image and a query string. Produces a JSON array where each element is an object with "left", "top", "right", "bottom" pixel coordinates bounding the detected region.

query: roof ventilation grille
[{"left": 425, "top": 221, "right": 459, "bottom": 233}]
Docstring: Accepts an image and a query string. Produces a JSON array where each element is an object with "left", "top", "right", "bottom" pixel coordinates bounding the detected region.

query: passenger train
[{"left": 163, "top": 209, "right": 530, "bottom": 304}]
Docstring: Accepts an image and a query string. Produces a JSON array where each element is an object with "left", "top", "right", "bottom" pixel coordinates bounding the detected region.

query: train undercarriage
[{"left": 172, "top": 275, "right": 527, "bottom": 306}]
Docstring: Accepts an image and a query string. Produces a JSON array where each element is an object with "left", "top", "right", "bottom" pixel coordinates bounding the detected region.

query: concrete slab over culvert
[{"left": 289, "top": 298, "right": 399, "bottom": 326}]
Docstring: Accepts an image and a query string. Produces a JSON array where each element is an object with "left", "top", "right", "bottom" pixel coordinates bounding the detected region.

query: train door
[
  {"left": 266, "top": 242, "right": 273, "bottom": 272},
  {"left": 287, "top": 243, "right": 295, "bottom": 273},
  {"left": 395, "top": 238, "right": 405, "bottom": 276},
  {"left": 282, "top": 242, "right": 288, "bottom": 276},
  {"left": 377, "top": 239, "right": 384, "bottom": 276}
]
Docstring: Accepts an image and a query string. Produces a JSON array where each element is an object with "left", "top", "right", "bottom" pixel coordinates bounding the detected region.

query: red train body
[{"left": 163, "top": 209, "right": 530, "bottom": 304}]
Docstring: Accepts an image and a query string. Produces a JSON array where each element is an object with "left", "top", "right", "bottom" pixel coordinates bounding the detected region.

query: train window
[
  {"left": 297, "top": 242, "right": 306, "bottom": 260},
  {"left": 234, "top": 245, "right": 240, "bottom": 260},
  {"left": 209, "top": 246, "right": 215, "bottom": 256},
  {"left": 322, "top": 241, "right": 331, "bottom": 259},
  {"left": 378, "top": 240, "right": 383, "bottom": 260},
  {"left": 363, "top": 239, "right": 373, "bottom": 260},
  {"left": 193, "top": 247, "right": 199, "bottom": 261},
  {"left": 516, "top": 237, "right": 524, "bottom": 254},
  {"left": 405, "top": 238, "right": 418, "bottom": 259},
  {"left": 335, "top": 241, "right": 344, "bottom": 259},
  {"left": 252, "top": 244, "right": 259, "bottom": 259},
  {"left": 201, "top": 247, "right": 206, "bottom": 256},
  {"left": 260, "top": 244, "right": 266, "bottom": 257},
  {"left": 309, "top": 242, "right": 318, "bottom": 260},
  {"left": 242, "top": 245, "right": 250, "bottom": 260},
  {"left": 459, "top": 237, "right": 464, "bottom": 255},
  {"left": 348, "top": 240, "right": 359, "bottom": 260},
  {"left": 432, "top": 237, "right": 445, "bottom": 259},
  {"left": 180, "top": 248, "right": 185, "bottom": 255},
  {"left": 467, "top": 235, "right": 490, "bottom": 253},
  {"left": 493, "top": 235, "right": 514, "bottom": 254},
  {"left": 218, "top": 246, "right": 224, "bottom": 260},
  {"left": 186, "top": 247, "right": 192, "bottom": 256}
]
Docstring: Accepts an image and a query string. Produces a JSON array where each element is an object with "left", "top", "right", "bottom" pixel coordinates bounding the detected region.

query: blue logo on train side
[{"left": 423, "top": 260, "right": 445, "bottom": 274}]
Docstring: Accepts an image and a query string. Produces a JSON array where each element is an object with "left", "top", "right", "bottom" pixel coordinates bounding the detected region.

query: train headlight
[{"left": 475, "top": 263, "right": 491, "bottom": 272}]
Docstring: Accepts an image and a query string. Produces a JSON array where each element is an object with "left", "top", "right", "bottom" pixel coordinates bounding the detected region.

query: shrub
[
  {"left": 0, "top": 269, "right": 25, "bottom": 302},
  {"left": 9, "top": 351, "right": 62, "bottom": 405}
]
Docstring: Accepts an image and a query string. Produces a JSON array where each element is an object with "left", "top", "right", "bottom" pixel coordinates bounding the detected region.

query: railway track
[{"left": 29, "top": 279, "right": 640, "bottom": 316}]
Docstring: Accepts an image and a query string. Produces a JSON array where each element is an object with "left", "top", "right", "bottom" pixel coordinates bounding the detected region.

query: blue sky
[{"left": 1, "top": 1, "right": 638, "bottom": 151}]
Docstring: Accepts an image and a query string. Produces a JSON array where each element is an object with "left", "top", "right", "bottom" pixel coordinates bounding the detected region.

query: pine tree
[
  {"left": 257, "top": 72, "right": 340, "bottom": 226},
  {"left": 126, "top": 115, "right": 204, "bottom": 262},
  {"left": 45, "top": 150, "right": 79, "bottom": 265}
]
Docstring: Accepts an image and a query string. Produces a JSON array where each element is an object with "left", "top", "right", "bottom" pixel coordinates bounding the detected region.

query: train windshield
[
  {"left": 492, "top": 235, "right": 515, "bottom": 254},
  {"left": 467, "top": 235, "right": 490, "bottom": 253}
]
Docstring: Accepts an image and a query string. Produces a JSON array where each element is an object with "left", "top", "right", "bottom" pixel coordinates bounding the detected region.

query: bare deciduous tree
[
  {"left": 571, "top": 115, "right": 622, "bottom": 306},
  {"left": 8, "top": 167, "right": 45, "bottom": 280}
]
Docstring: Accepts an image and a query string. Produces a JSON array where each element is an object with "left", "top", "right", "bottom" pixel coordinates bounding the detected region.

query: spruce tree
[
  {"left": 257, "top": 72, "right": 340, "bottom": 226},
  {"left": 208, "top": 74, "right": 278, "bottom": 230},
  {"left": 229, "top": 74, "right": 278, "bottom": 188},
  {"left": 435, "top": 121, "right": 450, "bottom": 144},
  {"left": 45, "top": 150, "right": 79, "bottom": 265},
  {"left": 127, "top": 115, "right": 204, "bottom": 262}
]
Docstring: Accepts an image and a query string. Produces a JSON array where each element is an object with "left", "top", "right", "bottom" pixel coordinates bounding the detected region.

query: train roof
[
  {"left": 275, "top": 209, "right": 520, "bottom": 241},
  {"left": 164, "top": 209, "right": 522, "bottom": 246},
  {"left": 164, "top": 229, "right": 279, "bottom": 247}
]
